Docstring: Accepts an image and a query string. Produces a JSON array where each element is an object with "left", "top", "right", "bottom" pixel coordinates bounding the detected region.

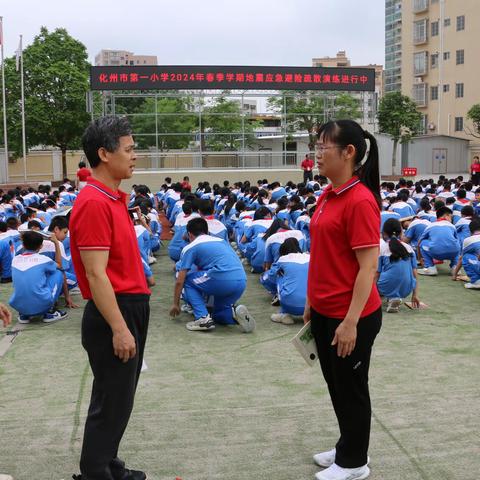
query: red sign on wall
[
  {"left": 402, "top": 167, "right": 418, "bottom": 177},
  {"left": 90, "top": 65, "right": 376, "bottom": 92}
]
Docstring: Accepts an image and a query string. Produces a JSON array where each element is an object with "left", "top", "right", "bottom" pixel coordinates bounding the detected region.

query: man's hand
[
  {"left": 170, "top": 304, "right": 181, "bottom": 318},
  {"left": 411, "top": 294, "right": 421, "bottom": 309},
  {"left": 332, "top": 319, "right": 357, "bottom": 358},
  {"left": 303, "top": 306, "right": 311, "bottom": 325},
  {"left": 65, "top": 295, "right": 79, "bottom": 309},
  {"left": 112, "top": 327, "right": 136, "bottom": 363},
  {"left": 0, "top": 303, "right": 12, "bottom": 328}
]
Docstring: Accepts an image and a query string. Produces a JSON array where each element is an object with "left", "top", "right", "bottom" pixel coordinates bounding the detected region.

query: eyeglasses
[{"left": 314, "top": 144, "right": 345, "bottom": 153}]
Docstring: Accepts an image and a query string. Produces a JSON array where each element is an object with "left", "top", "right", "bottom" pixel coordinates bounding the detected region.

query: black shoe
[{"left": 115, "top": 469, "right": 146, "bottom": 480}]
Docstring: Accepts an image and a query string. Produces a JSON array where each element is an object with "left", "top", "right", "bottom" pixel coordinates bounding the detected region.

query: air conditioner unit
[
  {"left": 414, "top": 77, "right": 423, "bottom": 84},
  {"left": 428, "top": 122, "right": 436, "bottom": 131}
]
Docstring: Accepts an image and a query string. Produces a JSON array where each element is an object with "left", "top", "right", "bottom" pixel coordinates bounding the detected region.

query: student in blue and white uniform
[
  {"left": 380, "top": 210, "right": 401, "bottom": 232},
  {"left": 9, "top": 230, "right": 67, "bottom": 323},
  {"left": 263, "top": 220, "right": 305, "bottom": 268},
  {"left": 388, "top": 191, "right": 416, "bottom": 219},
  {"left": 376, "top": 218, "right": 419, "bottom": 312},
  {"left": 168, "top": 202, "right": 201, "bottom": 262},
  {"left": 241, "top": 207, "right": 273, "bottom": 259},
  {"left": 403, "top": 216, "right": 431, "bottom": 248},
  {"left": 416, "top": 197, "right": 437, "bottom": 222},
  {"left": 455, "top": 205, "right": 474, "bottom": 250},
  {"left": 263, "top": 237, "right": 310, "bottom": 325},
  {"left": 269, "top": 182, "right": 288, "bottom": 202},
  {"left": 198, "top": 199, "right": 229, "bottom": 242},
  {"left": 418, "top": 206, "right": 460, "bottom": 275},
  {"left": 169, "top": 217, "right": 255, "bottom": 333},
  {"left": 452, "top": 217, "right": 480, "bottom": 289}
]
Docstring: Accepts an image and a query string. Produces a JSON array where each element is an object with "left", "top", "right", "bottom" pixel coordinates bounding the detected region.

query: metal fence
[{"left": 133, "top": 150, "right": 302, "bottom": 170}]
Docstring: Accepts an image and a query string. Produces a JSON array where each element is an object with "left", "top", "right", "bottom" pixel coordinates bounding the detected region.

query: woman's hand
[
  {"left": 332, "top": 320, "right": 357, "bottom": 358},
  {"left": 303, "top": 298, "right": 311, "bottom": 325}
]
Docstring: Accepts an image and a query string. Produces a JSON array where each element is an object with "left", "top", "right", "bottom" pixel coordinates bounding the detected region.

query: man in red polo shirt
[
  {"left": 301, "top": 154, "right": 314, "bottom": 183},
  {"left": 70, "top": 116, "right": 150, "bottom": 480}
]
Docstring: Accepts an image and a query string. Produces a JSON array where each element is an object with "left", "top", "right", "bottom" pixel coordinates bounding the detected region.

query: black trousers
[
  {"left": 80, "top": 294, "right": 150, "bottom": 480},
  {"left": 303, "top": 170, "right": 313, "bottom": 183},
  {"left": 311, "top": 307, "right": 382, "bottom": 469}
]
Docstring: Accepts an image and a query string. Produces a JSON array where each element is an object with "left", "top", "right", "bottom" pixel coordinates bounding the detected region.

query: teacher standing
[
  {"left": 305, "top": 120, "right": 382, "bottom": 480},
  {"left": 70, "top": 116, "right": 150, "bottom": 480}
]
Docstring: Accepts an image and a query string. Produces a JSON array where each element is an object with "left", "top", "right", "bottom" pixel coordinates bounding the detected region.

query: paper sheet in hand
[{"left": 291, "top": 322, "right": 318, "bottom": 367}]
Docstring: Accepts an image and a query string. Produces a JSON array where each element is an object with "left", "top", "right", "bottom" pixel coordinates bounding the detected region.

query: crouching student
[
  {"left": 451, "top": 217, "right": 480, "bottom": 289},
  {"left": 264, "top": 238, "right": 310, "bottom": 325},
  {"left": 9, "top": 231, "right": 68, "bottom": 323},
  {"left": 417, "top": 206, "right": 460, "bottom": 276},
  {"left": 169, "top": 218, "right": 256, "bottom": 333},
  {"left": 376, "top": 218, "right": 420, "bottom": 312}
]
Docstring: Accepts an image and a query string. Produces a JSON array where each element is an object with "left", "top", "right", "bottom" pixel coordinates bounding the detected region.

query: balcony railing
[{"left": 413, "top": 0, "right": 428, "bottom": 13}]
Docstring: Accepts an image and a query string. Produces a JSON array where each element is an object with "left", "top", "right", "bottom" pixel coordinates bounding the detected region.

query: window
[
  {"left": 455, "top": 83, "right": 464, "bottom": 98},
  {"left": 443, "top": 84, "right": 450, "bottom": 93},
  {"left": 414, "top": 51, "right": 428, "bottom": 75},
  {"left": 431, "top": 53, "right": 438, "bottom": 68},
  {"left": 431, "top": 21, "right": 439, "bottom": 36},
  {"left": 413, "top": 19, "right": 428, "bottom": 44},
  {"left": 431, "top": 86, "right": 438, "bottom": 100},
  {"left": 457, "top": 15, "right": 465, "bottom": 31},
  {"left": 444, "top": 18, "right": 450, "bottom": 27},
  {"left": 443, "top": 52, "right": 450, "bottom": 60},
  {"left": 412, "top": 83, "right": 427, "bottom": 106},
  {"left": 413, "top": 0, "right": 428, "bottom": 12},
  {"left": 456, "top": 49, "right": 465, "bottom": 64},
  {"left": 455, "top": 117, "right": 464, "bottom": 132}
]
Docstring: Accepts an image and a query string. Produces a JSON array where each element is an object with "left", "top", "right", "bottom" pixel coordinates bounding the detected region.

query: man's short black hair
[
  {"left": 469, "top": 217, "right": 480, "bottom": 234},
  {"left": 436, "top": 206, "right": 453, "bottom": 218},
  {"left": 82, "top": 116, "right": 132, "bottom": 168},
  {"left": 197, "top": 199, "right": 214, "bottom": 216},
  {"left": 28, "top": 220, "right": 42, "bottom": 230},
  {"left": 186, "top": 217, "right": 209, "bottom": 237},
  {"left": 22, "top": 231, "right": 44, "bottom": 251},
  {"left": 48, "top": 216, "right": 69, "bottom": 232},
  {"left": 461, "top": 205, "right": 474, "bottom": 217}
]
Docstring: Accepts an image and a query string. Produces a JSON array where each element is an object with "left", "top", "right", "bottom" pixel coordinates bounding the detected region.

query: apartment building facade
[
  {"left": 95, "top": 49, "right": 158, "bottom": 66},
  {"left": 388, "top": 1, "right": 479, "bottom": 155}
]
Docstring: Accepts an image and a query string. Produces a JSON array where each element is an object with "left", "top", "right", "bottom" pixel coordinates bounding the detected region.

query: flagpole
[
  {"left": 19, "top": 34, "right": 27, "bottom": 183},
  {"left": 0, "top": 17, "right": 9, "bottom": 183}
]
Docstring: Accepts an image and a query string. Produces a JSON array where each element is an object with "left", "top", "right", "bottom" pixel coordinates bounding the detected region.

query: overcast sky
[{"left": 1, "top": 0, "right": 385, "bottom": 66}]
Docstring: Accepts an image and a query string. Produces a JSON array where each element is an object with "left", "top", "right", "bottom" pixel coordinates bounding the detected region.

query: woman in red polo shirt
[{"left": 305, "top": 120, "right": 382, "bottom": 480}]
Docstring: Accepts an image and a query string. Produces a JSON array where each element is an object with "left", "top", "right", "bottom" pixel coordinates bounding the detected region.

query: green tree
[
  {"left": 130, "top": 95, "right": 197, "bottom": 150},
  {"left": 202, "top": 94, "right": 261, "bottom": 151},
  {"left": 267, "top": 91, "right": 324, "bottom": 151},
  {"left": 333, "top": 93, "right": 362, "bottom": 121},
  {"left": 466, "top": 104, "right": 480, "bottom": 138},
  {"left": 377, "top": 91, "right": 423, "bottom": 174},
  {"left": 1, "top": 27, "right": 90, "bottom": 178}
]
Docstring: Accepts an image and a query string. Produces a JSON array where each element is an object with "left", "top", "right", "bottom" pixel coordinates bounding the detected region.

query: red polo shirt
[
  {"left": 301, "top": 158, "right": 314, "bottom": 171},
  {"left": 69, "top": 177, "right": 150, "bottom": 299},
  {"left": 308, "top": 176, "right": 381, "bottom": 319}
]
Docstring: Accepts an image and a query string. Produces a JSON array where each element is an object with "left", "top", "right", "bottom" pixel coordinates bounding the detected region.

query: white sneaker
[
  {"left": 270, "top": 313, "right": 295, "bottom": 325},
  {"left": 181, "top": 303, "right": 194, "bottom": 315},
  {"left": 313, "top": 449, "right": 370, "bottom": 469},
  {"left": 313, "top": 448, "right": 336, "bottom": 468},
  {"left": 315, "top": 463, "right": 370, "bottom": 480},
  {"left": 465, "top": 280, "right": 480, "bottom": 289},
  {"left": 148, "top": 255, "right": 157, "bottom": 265},
  {"left": 234, "top": 305, "right": 256, "bottom": 333},
  {"left": 386, "top": 298, "right": 402, "bottom": 313},
  {"left": 186, "top": 315, "right": 215, "bottom": 331},
  {"left": 69, "top": 286, "right": 82, "bottom": 295},
  {"left": 417, "top": 266, "right": 438, "bottom": 276},
  {"left": 0, "top": 475, "right": 14, "bottom": 480}
]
